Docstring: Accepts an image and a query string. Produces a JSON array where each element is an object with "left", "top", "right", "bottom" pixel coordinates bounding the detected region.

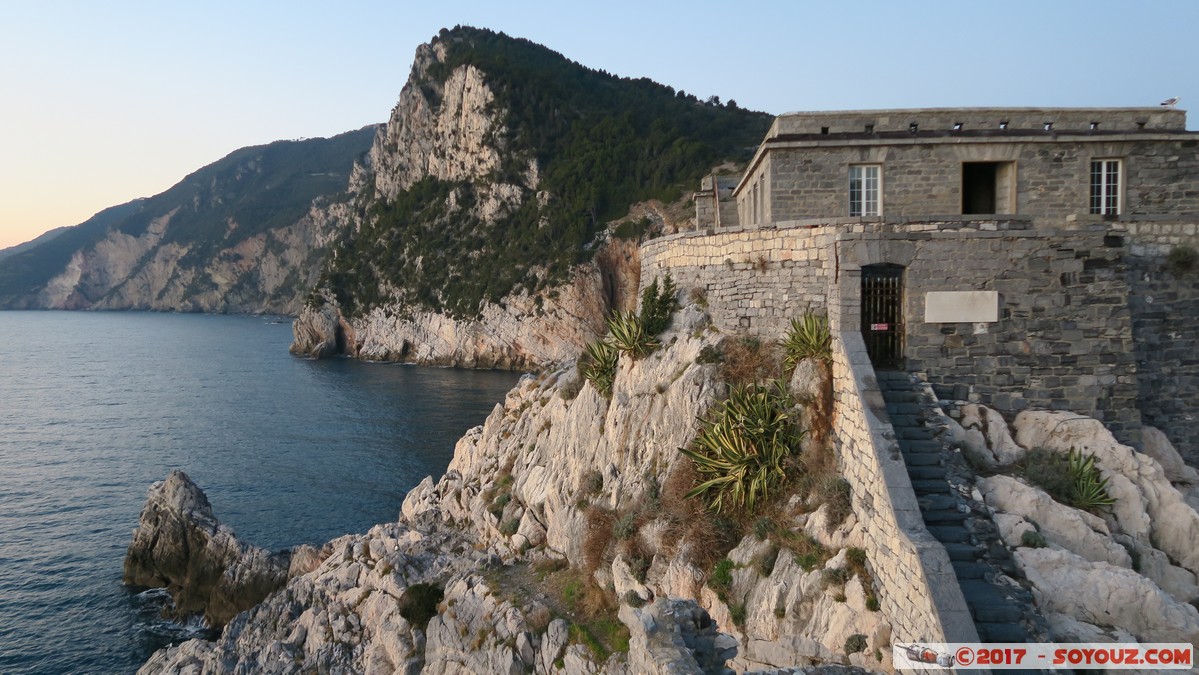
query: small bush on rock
[
  {"left": 1020, "top": 447, "right": 1116, "bottom": 514},
  {"left": 398, "top": 583, "right": 444, "bottom": 630},
  {"left": 783, "top": 313, "right": 832, "bottom": 369},
  {"left": 845, "top": 633, "right": 867, "bottom": 654},
  {"left": 1021, "top": 529, "right": 1047, "bottom": 548},
  {"left": 680, "top": 380, "right": 804, "bottom": 514},
  {"left": 639, "top": 273, "right": 679, "bottom": 337},
  {"left": 580, "top": 339, "right": 619, "bottom": 397},
  {"left": 607, "top": 311, "right": 656, "bottom": 358}
]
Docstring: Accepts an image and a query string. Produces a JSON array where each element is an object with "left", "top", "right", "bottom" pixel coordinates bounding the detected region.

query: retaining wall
[{"left": 830, "top": 332, "right": 977, "bottom": 644}]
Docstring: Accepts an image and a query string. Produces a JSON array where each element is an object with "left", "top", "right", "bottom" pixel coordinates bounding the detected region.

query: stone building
[{"left": 676, "top": 107, "right": 1199, "bottom": 453}]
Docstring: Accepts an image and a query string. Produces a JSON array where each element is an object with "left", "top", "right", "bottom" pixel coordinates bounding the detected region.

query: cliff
[
  {"left": 0, "top": 128, "right": 374, "bottom": 314},
  {"left": 135, "top": 300, "right": 892, "bottom": 674},
  {"left": 290, "top": 27, "right": 769, "bottom": 368}
]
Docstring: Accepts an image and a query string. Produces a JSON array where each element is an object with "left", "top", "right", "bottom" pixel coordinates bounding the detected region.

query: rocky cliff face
[
  {"left": 137, "top": 302, "right": 888, "bottom": 674},
  {"left": 0, "top": 128, "right": 374, "bottom": 314}
]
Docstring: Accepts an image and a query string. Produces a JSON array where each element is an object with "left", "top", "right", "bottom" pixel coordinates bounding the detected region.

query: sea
[{"left": 0, "top": 311, "right": 520, "bottom": 675}]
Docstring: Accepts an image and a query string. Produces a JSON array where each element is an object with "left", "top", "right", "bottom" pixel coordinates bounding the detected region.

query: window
[
  {"left": 1090, "top": 159, "right": 1121, "bottom": 215},
  {"left": 849, "top": 165, "right": 880, "bottom": 216}
]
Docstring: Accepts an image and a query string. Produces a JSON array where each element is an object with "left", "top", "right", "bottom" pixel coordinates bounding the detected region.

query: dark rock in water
[{"left": 123, "top": 470, "right": 296, "bottom": 628}]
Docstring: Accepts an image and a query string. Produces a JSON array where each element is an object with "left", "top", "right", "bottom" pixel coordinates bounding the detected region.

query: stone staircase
[{"left": 874, "top": 371, "right": 1038, "bottom": 646}]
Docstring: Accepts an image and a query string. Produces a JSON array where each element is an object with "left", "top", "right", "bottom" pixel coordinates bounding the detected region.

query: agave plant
[
  {"left": 783, "top": 313, "right": 832, "bottom": 369},
  {"left": 606, "top": 311, "right": 656, "bottom": 358},
  {"left": 680, "top": 381, "right": 804, "bottom": 513},
  {"left": 1065, "top": 449, "right": 1116, "bottom": 512},
  {"left": 580, "top": 339, "right": 619, "bottom": 397}
]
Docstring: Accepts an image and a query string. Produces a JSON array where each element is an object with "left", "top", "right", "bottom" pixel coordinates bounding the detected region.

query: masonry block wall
[
  {"left": 640, "top": 224, "right": 837, "bottom": 340},
  {"left": 833, "top": 222, "right": 1141, "bottom": 443},
  {"left": 755, "top": 138, "right": 1199, "bottom": 223},
  {"left": 1122, "top": 222, "right": 1199, "bottom": 458},
  {"left": 829, "top": 332, "right": 977, "bottom": 644},
  {"left": 641, "top": 220, "right": 1144, "bottom": 443}
]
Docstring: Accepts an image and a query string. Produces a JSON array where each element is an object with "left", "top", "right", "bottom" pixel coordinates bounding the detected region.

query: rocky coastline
[{"left": 129, "top": 298, "right": 1199, "bottom": 673}]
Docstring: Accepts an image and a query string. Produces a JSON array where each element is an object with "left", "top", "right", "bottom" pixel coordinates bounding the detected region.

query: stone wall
[
  {"left": 770, "top": 108, "right": 1187, "bottom": 136},
  {"left": 1122, "top": 221, "right": 1199, "bottom": 458},
  {"left": 751, "top": 138, "right": 1199, "bottom": 223},
  {"left": 640, "top": 223, "right": 837, "bottom": 340},
  {"left": 830, "top": 331, "right": 978, "bottom": 644},
  {"left": 641, "top": 219, "right": 1143, "bottom": 443}
]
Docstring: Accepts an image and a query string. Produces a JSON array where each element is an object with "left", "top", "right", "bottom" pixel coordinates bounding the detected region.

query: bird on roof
[{"left": 1160, "top": 96, "right": 1180, "bottom": 108}]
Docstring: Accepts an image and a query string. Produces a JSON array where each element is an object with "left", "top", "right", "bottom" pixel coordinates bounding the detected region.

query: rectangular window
[
  {"left": 1090, "top": 159, "right": 1121, "bottom": 215},
  {"left": 849, "top": 165, "right": 880, "bottom": 216}
]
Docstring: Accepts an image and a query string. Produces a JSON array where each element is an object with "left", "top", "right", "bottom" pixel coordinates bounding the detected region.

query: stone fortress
[
  {"left": 646, "top": 107, "right": 1199, "bottom": 646},
  {"left": 675, "top": 106, "right": 1199, "bottom": 454}
]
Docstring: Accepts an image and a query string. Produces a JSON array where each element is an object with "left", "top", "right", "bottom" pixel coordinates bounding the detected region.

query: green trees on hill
[{"left": 320, "top": 26, "right": 771, "bottom": 319}]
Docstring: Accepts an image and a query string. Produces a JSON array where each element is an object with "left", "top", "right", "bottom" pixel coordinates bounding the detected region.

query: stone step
[
  {"left": 951, "top": 561, "right": 990, "bottom": 580},
  {"left": 880, "top": 389, "right": 920, "bottom": 402},
  {"left": 875, "top": 371, "right": 910, "bottom": 381},
  {"left": 903, "top": 452, "right": 942, "bottom": 466},
  {"left": 976, "top": 622, "right": 1029, "bottom": 643},
  {"left": 897, "top": 426, "right": 936, "bottom": 440},
  {"left": 910, "top": 480, "right": 952, "bottom": 494},
  {"left": 918, "top": 494, "right": 958, "bottom": 510},
  {"left": 900, "top": 439, "right": 941, "bottom": 453},
  {"left": 926, "top": 525, "right": 971, "bottom": 543},
  {"left": 886, "top": 401, "right": 924, "bottom": 415},
  {"left": 922, "top": 509, "right": 969, "bottom": 524},
  {"left": 887, "top": 414, "right": 921, "bottom": 428},
  {"left": 942, "top": 542, "right": 981, "bottom": 562},
  {"left": 907, "top": 465, "right": 947, "bottom": 480}
]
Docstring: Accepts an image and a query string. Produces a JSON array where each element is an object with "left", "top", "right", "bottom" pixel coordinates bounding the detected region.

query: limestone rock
[
  {"left": 1014, "top": 547, "right": 1199, "bottom": 644},
  {"left": 1013, "top": 411, "right": 1199, "bottom": 580},
  {"left": 958, "top": 404, "right": 1024, "bottom": 466},
  {"left": 978, "top": 475, "right": 1130, "bottom": 567},
  {"left": 289, "top": 304, "right": 344, "bottom": 359},
  {"left": 123, "top": 470, "right": 293, "bottom": 628},
  {"left": 1142, "top": 425, "right": 1199, "bottom": 485}
]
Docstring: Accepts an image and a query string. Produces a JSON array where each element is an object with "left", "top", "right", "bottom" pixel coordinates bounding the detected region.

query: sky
[{"left": 2, "top": 0, "right": 1197, "bottom": 249}]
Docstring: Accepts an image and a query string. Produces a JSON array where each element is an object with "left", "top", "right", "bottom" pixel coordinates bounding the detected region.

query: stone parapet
[{"left": 830, "top": 332, "right": 978, "bottom": 645}]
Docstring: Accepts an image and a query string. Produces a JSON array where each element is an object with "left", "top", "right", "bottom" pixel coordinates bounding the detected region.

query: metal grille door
[{"left": 861, "top": 265, "right": 904, "bottom": 370}]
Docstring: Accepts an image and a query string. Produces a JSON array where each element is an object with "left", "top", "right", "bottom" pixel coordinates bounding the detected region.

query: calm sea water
[{"left": 0, "top": 311, "right": 519, "bottom": 675}]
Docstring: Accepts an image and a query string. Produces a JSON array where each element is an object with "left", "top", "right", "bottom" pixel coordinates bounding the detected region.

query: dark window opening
[
  {"left": 821, "top": 126, "right": 829, "bottom": 135},
  {"left": 962, "top": 161, "right": 1015, "bottom": 215}
]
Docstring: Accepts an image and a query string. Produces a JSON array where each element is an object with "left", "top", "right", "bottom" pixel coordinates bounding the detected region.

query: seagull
[{"left": 1161, "top": 96, "right": 1180, "bottom": 108}]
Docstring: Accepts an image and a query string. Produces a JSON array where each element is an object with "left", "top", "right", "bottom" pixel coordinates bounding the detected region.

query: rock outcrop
[
  {"left": 138, "top": 304, "right": 890, "bottom": 673},
  {"left": 960, "top": 406, "right": 1199, "bottom": 645},
  {"left": 124, "top": 470, "right": 318, "bottom": 628}
]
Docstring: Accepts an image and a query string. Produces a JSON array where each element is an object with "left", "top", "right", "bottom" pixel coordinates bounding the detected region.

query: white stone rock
[{"left": 1015, "top": 547, "right": 1199, "bottom": 644}]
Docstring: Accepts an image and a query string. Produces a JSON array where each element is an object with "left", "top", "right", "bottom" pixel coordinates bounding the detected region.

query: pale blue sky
[{"left": 2, "top": 0, "right": 1196, "bottom": 248}]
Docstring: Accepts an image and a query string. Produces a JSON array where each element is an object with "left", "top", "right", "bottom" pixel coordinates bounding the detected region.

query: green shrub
[
  {"left": 1020, "top": 529, "right": 1047, "bottom": 548},
  {"left": 580, "top": 339, "right": 619, "bottom": 397},
  {"left": 499, "top": 518, "right": 521, "bottom": 536},
  {"left": 1021, "top": 447, "right": 1116, "bottom": 514},
  {"left": 623, "top": 590, "right": 647, "bottom": 608},
  {"left": 639, "top": 273, "right": 678, "bottom": 337},
  {"left": 398, "top": 583, "right": 444, "bottom": 630},
  {"left": 708, "top": 559, "right": 735, "bottom": 598},
  {"left": 1167, "top": 245, "right": 1198, "bottom": 275},
  {"left": 680, "top": 381, "right": 803, "bottom": 514},
  {"left": 612, "top": 217, "right": 651, "bottom": 240},
  {"left": 845, "top": 634, "right": 867, "bottom": 654},
  {"left": 607, "top": 311, "right": 656, "bottom": 358},
  {"left": 729, "top": 603, "right": 747, "bottom": 627},
  {"left": 782, "top": 313, "right": 832, "bottom": 369}
]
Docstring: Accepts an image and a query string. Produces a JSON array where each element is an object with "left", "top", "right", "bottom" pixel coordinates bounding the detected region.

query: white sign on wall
[{"left": 924, "top": 291, "right": 999, "bottom": 323}]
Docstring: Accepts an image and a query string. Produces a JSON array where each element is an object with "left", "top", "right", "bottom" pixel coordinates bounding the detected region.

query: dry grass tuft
[
  {"left": 582, "top": 506, "right": 616, "bottom": 573},
  {"left": 717, "top": 335, "right": 783, "bottom": 386}
]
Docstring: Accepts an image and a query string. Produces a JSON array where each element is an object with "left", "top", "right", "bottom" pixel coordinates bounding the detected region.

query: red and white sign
[{"left": 870, "top": 323, "right": 890, "bottom": 331}]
